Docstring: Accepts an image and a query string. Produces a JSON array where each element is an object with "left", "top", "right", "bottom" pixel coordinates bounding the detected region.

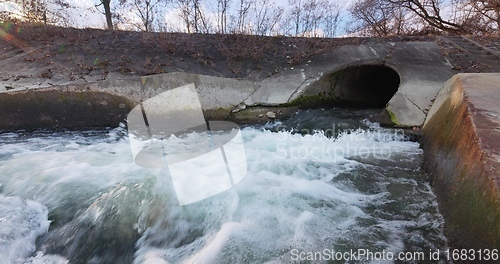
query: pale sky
[
  {"left": 84, "top": 0, "right": 356, "bottom": 35},
  {"left": 0, "top": 0, "right": 358, "bottom": 35},
  {"left": 2, "top": 0, "right": 460, "bottom": 35}
]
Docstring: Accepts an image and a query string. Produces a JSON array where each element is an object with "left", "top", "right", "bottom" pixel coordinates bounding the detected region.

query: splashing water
[{"left": 0, "top": 111, "right": 449, "bottom": 263}]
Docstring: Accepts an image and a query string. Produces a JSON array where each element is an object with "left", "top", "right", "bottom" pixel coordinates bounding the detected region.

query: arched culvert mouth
[
  {"left": 295, "top": 64, "right": 400, "bottom": 109},
  {"left": 330, "top": 65, "right": 400, "bottom": 108}
]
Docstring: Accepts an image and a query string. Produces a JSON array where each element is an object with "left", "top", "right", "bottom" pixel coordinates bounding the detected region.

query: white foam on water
[
  {"left": 0, "top": 195, "right": 51, "bottom": 263},
  {"left": 0, "top": 129, "right": 154, "bottom": 211},
  {"left": 23, "top": 252, "right": 69, "bottom": 264},
  {"left": 132, "top": 127, "right": 443, "bottom": 264},
  {"left": 0, "top": 126, "right": 447, "bottom": 263}
]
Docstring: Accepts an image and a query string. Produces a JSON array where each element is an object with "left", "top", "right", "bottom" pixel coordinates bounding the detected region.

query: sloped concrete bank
[{"left": 422, "top": 73, "right": 500, "bottom": 249}]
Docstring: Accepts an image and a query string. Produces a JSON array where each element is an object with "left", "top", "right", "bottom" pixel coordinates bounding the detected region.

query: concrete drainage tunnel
[{"left": 306, "top": 64, "right": 401, "bottom": 109}]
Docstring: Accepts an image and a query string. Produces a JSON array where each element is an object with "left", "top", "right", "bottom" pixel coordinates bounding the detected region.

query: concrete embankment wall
[
  {"left": 0, "top": 88, "right": 135, "bottom": 130},
  {"left": 0, "top": 73, "right": 259, "bottom": 130},
  {"left": 422, "top": 73, "right": 500, "bottom": 249}
]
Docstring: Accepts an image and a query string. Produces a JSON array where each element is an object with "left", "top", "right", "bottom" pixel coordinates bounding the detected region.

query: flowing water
[{"left": 0, "top": 109, "right": 450, "bottom": 264}]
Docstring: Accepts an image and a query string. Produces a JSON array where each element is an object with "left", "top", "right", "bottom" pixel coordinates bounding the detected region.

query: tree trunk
[{"left": 103, "top": 0, "right": 113, "bottom": 30}]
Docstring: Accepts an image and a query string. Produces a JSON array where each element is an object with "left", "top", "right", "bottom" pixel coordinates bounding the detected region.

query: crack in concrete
[
  {"left": 235, "top": 82, "right": 261, "bottom": 109},
  {"left": 402, "top": 93, "right": 426, "bottom": 115},
  {"left": 287, "top": 75, "right": 319, "bottom": 102}
]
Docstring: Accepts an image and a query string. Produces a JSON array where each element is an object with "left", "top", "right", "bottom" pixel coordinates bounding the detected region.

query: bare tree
[
  {"left": 95, "top": 0, "right": 114, "bottom": 30},
  {"left": 192, "top": 0, "right": 201, "bottom": 32},
  {"left": 217, "top": 0, "right": 230, "bottom": 33},
  {"left": 48, "top": 0, "right": 71, "bottom": 26},
  {"left": 193, "top": 0, "right": 211, "bottom": 33},
  {"left": 350, "top": 0, "right": 412, "bottom": 36},
  {"left": 323, "top": 1, "right": 343, "bottom": 37},
  {"left": 175, "top": 0, "right": 192, "bottom": 33},
  {"left": 235, "top": 0, "right": 252, "bottom": 33},
  {"left": 119, "top": 0, "right": 165, "bottom": 32},
  {"left": 20, "top": 0, "right": 46, "bottom": 22},
  {"left": 286, "top": 0, "right": 340, "bottom": 37},
  {"left": 384, "top": 0, "right": 500, "bottom": 34},
  {"left": 388, "top": 0, "right": 468, "bottom": 34},
  {"left": 0, "top": 0, "right": 72, "bottom": 26},
  {"left": 251, "top": 0, "right": 283, "bottom": 35},
  {"left": 288, "top": 0, "right": 303, "bottom": 36},
  {"left": 468, "top": 0, "right": 500, "bottom": 34},
  {"left": 350, "top": 0, "right": 500, "bottom": 35},
  {"left": 173, "top": 0, "right": 211, "bottom": 33},
  {"left": 300, "top": 0, "right": 321, "bottom": 36}
]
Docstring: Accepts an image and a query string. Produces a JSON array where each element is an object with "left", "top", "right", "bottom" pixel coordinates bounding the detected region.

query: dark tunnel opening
[{"left": 329, "top": 64, "right": 400, "bottom": 108}]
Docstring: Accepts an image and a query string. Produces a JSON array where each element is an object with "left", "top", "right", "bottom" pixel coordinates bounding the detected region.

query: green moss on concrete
[
  {"left": 206, "top": 107, "right": 231, "bottom": 120},
  {"left": 75, "top": 91, "right": 87, "bottom": 102},
  {"left": 287, "top": 92, "right": 335, "bottom": 109},
  {"left": 386, "top": 108, "right": 401, "bottom": 126},
  {"left": 444, "top": 168, "right": 500, "bottom": 249},
  {"left": 57, "top": 93, "right": 66, "bottom": 102}
]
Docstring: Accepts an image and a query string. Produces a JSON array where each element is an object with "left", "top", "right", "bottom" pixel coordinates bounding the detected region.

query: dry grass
[{"left": 3, "top": 21, "right": 454, "bottom": 81}]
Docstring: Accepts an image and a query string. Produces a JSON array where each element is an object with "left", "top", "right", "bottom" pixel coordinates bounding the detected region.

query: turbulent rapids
[{"left": 0, "top": 109, "right": 449, "bottom": 264}]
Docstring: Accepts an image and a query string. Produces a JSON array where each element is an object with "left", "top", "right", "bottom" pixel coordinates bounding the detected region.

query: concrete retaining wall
[
  {"left": 0, "top": 72, "right": 259, "bottom": 130},
  {"left": 422, "top": 73, "right": 500, "bottom": 249},
  {"left": 0, "top": 88, "right": 135, "bottom": 130}
]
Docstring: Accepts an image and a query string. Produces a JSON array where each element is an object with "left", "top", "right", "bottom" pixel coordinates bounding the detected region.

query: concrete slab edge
[{"left": 422, "top": 73, "right": 500, "bottom": 250}]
